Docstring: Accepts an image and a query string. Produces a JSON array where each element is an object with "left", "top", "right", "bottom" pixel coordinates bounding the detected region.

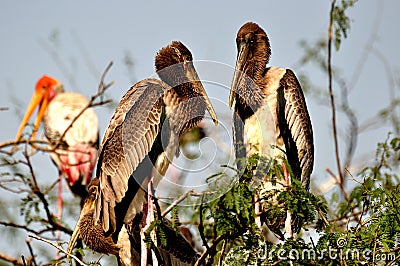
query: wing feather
[
  {"left": 277, "top": 69, "right": 314, "bottom": 189},
  {"left": 94, "top": 78, "right": 166, "bottom": 232}
]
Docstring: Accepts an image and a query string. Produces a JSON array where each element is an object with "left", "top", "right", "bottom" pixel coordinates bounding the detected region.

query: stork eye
[{"left": 88, "top": 186, "right": 97, "bottom": 196}]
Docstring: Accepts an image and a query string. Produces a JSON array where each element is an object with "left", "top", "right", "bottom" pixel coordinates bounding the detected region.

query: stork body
[
  {"left": 16, "top": 76, "right": 99, "bottom": 209},
  {"left": 44, "top": 91, "right": 99, "bottom": 197},
  {"left": 68, "top": 41, "right": 217, "bottom": 265},
  {"left": 230, "top": 22, "right": 314, "bottom": 239}
]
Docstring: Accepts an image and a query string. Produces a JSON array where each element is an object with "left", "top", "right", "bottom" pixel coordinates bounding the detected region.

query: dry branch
[
  {"left": 0, "top": 252, "right": 28, "bottom": 266},
  {"left": 28, "top": 234, "right": 88, "bottom": 266},
  {"left": 328, "top": 0, "right": 345, "bottom": 196}
]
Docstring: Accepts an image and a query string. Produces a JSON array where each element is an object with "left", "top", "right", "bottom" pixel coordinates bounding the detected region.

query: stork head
[
  {"left": 230, "top": 22, "right": 271, "bottom": 108},
  {"left": 15, "top": 75, "right": 64, "bottom": 141},
  {"left": 155, "top": 41, "right": 218, "bottom": 125}
]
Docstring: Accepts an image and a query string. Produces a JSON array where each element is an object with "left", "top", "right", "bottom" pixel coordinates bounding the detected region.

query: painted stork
[
  {"left": 230, "top": 22, "right": 314, "bottom": 239},
  {"left": 68, "top": 41, "right": 217, "bottom": 265},
  {"left": 15, "top": 76, "right": 99, "bottom": 218}
]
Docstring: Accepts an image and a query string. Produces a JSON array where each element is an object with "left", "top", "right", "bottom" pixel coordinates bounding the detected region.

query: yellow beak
[{"left": 15, "top": 85, "right": 55, "bottom": 142}]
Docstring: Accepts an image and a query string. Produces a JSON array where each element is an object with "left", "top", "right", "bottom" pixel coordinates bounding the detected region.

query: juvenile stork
[
  {"left": 15, "top": 76, "right": 99, "bottom": 217},
  {"left": 230, "top": 22, "right": 314, "bottom": 239},
  {"left": 68, "top": 41, "right": 217, "bottom": 265}
]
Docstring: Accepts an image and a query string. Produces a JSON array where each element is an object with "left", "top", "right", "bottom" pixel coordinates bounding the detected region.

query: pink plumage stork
[{"left": 15, "top": 75, "right": 99, "bottom": 220}]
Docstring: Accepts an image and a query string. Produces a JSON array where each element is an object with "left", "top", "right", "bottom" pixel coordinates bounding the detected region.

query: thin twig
[
  {"left": 28, "top": 234, "right": 88, "bottom": 266},
  {"left": 326, "top": 166, "right": 364, "bottom": 226},
  {"left": 98, "top": 61, "right": 114, "bottom": 94},
  {"left": 23, "top": 148, "right": 72, "bottom": 235},
  {"left": 325, "top": 167, "right": 349, "bottom": 201},
  {"left": 336, "top": 78, "right": 358, "bottom": 178},
  {"left": 217, "top": 240, "right": 227, "bottom": 266},
  {"left": 0, "top": 252, "right": 27, "bottom": 266},
  {"left": 161, "top": 189, "right": 195, "bottom": 217},
  {"left": 198, "top": 194, "right": 210, "bottom": 251},
  {"left": 0, "top": 139, "right": 49, "bottom": 153},
  {"left": 72, "top": 31, "right": 100, "bottom": 81},
  {"left": 328, "top": 0, "right": 345, "bottom": 195},
  {"left": 55, "top": 61, "right": 114, "bottom": 150},
  {"left": 0, "top": 221, "right": 40, "bottom": 235},
  {"left": 349, "top": 1, "right": 383, "bottom": 90},
  {"left": 194, "top": 229, "right": 246, "bottom": 266},
  {"left": 38, "top": 38, "right": 77, "bottom": 89},
  {"left": 25, "top": 238, "right": 38, "bottom": 266}
]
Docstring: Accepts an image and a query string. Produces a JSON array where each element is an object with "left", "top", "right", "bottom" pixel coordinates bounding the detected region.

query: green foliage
[
  {"left": 20, "top": 194, "right": 40, "bottom": 225},
  {"left": 202, "top": 173, "right": 255, "bottom": 242},
  {"left": 197, "top": 153, "right": 328, "bottom": 265},
  {"left": 145, "top": 219, "right": 168, "bottom": 248},
  {"left": 331, "top": 0, "right": 357, "bottom": 50},
  {"left": 194, "top": 136, "right": 400, "bottom": 265}
]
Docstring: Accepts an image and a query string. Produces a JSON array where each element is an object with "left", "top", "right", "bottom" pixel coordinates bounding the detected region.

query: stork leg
[
  {"left": 282, "top": 164, "right": 293, "bottom": 238},
  {"left": 57, "top": 173, "right": 63, "bottom": 222},
  {"left": 140, "top": 202, "right": 148, "bottom": 266},
  {"left": 56, "top": 172, "right": 63, "bottom": 259},
  {"left": 140, "top": 179, "right": 159, "bottom": 266}
]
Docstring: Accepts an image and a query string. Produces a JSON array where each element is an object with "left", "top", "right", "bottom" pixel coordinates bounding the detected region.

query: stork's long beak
[
  {"left": 229, "top": 42, "right": 250, "bottom": 108},
  {"left": 186, "top": 65, "right": 218, "bottom": 125},
  {"left": 67, "top": 221, "right": 81, "bottom": 258},
  {"left": 15, "top": 88, "right": 52, "bottom": 142}
]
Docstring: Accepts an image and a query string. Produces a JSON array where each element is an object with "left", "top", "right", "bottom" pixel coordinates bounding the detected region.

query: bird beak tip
[
  {"left": 15, "top": 90, "right": 47, "bottom": 141},
  {"left": 67, "top": 222, "right": 81, "bottom": 258},
  {"left": 228, "top": 92, "right": 235, "bottom": 109}
]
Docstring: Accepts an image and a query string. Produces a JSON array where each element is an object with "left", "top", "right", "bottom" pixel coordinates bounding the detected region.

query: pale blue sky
[{"left": 0, "top": 0, "right": 399, "bottom": 260}]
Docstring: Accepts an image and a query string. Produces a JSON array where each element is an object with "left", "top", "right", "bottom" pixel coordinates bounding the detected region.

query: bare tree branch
[
  {"left": 161, "top": 189, "right": 195, "bottom": 218},
  {"left": 25, "top": 238, "right": 38, "bottom": 266},
  {"left": 55, "top": 61, "right": 114, "bottom": 150},
  {"left": 328, "top": 0, "right": 346, "bottom": 199},
  {"left": 28, "top": 234, "right": 88, "bottom": 266},
  {"left": 0, "top": 252, "right": 29, "bottom": 266}
]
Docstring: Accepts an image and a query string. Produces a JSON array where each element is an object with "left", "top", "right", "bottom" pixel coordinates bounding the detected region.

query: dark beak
[
  {"left": 229, "top": 42, "right": 250, "bottom": 108},
  {"left": 186, "top": 64, "right": 218, "bottom": 125}
]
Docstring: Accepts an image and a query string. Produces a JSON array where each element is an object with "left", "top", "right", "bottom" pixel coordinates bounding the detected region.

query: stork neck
[
  {"left": 248, "top": 47, "right": 269, "bottom": 82},
  {"left": 235, "top": 80, "right": 264, "bottom": 119},
  {"left": 171, "top": 82, "right": 196, "bottom": 100}
]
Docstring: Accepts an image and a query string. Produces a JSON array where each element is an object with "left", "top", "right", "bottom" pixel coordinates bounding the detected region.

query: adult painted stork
[
  {"left": 15, "top": 76, "right": 99, "bottom": 218},
  {"left": 230, "top": 22, "right": 314, "bottom": 239},
  {"left": 68, "top": 41, "right": 218, "bottom": 265}
]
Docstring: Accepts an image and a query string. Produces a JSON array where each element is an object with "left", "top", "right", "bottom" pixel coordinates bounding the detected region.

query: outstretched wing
[
  {"left": 277, "top": 69, "right": 314, "bottom": 189},
  {"left": 95, "top": 78, "right": 166, "bottom": 232}
]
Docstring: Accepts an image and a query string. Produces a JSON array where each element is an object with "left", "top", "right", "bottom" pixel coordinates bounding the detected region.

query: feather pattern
[
  {"left": 231, "top": 21, "right": 314, "bottom": 240},
  {"left": 95, "top": 78, "right": 166, "bottom": 232},
  {"left": 277, "top": 68, "right": 314, "bottom": 188}
]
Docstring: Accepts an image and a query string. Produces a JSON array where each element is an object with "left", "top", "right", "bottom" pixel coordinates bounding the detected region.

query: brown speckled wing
[
  {"left": 94, "top": 78, "right": 166, "bottom": 232},
  {"left": 277, "top": 69, "right": 314, "bottom": 189}
]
